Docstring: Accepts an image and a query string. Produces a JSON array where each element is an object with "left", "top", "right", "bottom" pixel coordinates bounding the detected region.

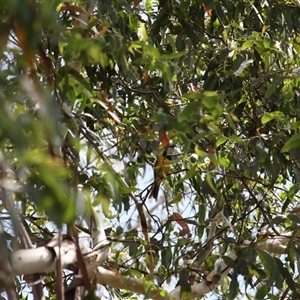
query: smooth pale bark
[
  {"left": 255, "top": 235, "right": 289, "bottom": 254},
  {"left": 10, "top": 237, "right": 76, "bottom": 276},
  {"left": 84, "top": 205, "right": 111, "bottom": 262},
  {"left": 90, "top": 266, "right": 173, "bottom": 300},
  {"left": 10, "top": 235, "right": 111, "bottom": 276}
]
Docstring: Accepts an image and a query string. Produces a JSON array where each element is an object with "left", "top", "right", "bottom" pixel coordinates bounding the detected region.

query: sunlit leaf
[
  {"left": 261, "top": 111, "right": 285, "bottom": 124},
  {"left": 241, "top": 40, "right": 253, "bottom": 50}
]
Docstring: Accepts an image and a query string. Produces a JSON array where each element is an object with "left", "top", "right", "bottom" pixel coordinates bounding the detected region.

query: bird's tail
[{"left": 150, "top": 182, "right": 160, "bottom": 200}]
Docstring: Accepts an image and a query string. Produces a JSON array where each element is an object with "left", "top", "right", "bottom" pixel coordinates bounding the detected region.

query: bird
[{"left": 150, "top": 146, "right": 176, "bottom": 200}]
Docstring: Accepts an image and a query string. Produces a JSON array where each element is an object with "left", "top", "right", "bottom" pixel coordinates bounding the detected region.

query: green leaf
[
  {"left": 161, "top": 51, "right": 187, "bottom": 60},
  {"left": 181, "top": 21, "right": 198, "bottom": 46},
  {"left": 241, "top": 40, "right": 253, "bottom": 50},
  {"left": 228, "top": 272, "right": 239, "bottom": 300},
  {"left": 255, "top": 285, "right": 268, "bottom": 299},
  {"left": 218, "top": 155, "right": 234, "bottom": 170},
  {"left": 261, "top": 111, "right": 285, "bottom": 124},
  {"left": 281, "top": 135, "right": 300, "bottom": 152},
  {"left": 179, "top": 101, "right": 201, "bottom": 122},
  {"left": 139, "top": 22, "right": 148, "bottom": 42},
  {"left": 161, "top": 246, "right": 172, "bottom": 268},
  {"left": 178, "top": 269, "right": 191, "bottom": 300},
  {"left": 144, "top": 44, "right": 160, "bottom": 59},
  {"left": 227, "top": 135, "right": 244, "bottom": 143},
  {"left": 258, "top": 250, "right": 283, "bottom": 288},
  {"left": 215, "top": 136, "right": 227, "bottom": 147},
  {"left": 183, "top": 92, "right": 202, "bottom": 100},
  {"left": 206, "top": 173, "right": 218, "bottom": 195},
  {"left": 201, "top": 92, "right": 223, "bottom": 117},
  {"left": 275, "top": 257, "right": 296, "bottom": 291},
  {"left": 180, "top": 164, "right": 198, "bottom": 182}
]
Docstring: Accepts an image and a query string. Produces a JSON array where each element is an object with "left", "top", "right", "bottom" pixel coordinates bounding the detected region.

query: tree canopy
[{"left": 1, "top": 0, "right": 300, "bottom": 299}]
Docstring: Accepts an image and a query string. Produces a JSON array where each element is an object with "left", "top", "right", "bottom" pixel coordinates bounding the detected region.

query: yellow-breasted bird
[{"left": 150, "top": 146, "right": 176, "bottom": 200}]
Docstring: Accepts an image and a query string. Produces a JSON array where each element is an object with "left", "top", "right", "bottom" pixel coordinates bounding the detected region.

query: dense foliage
[{"left": 1, "top": 0, "right": 300, "bottom": 299}]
